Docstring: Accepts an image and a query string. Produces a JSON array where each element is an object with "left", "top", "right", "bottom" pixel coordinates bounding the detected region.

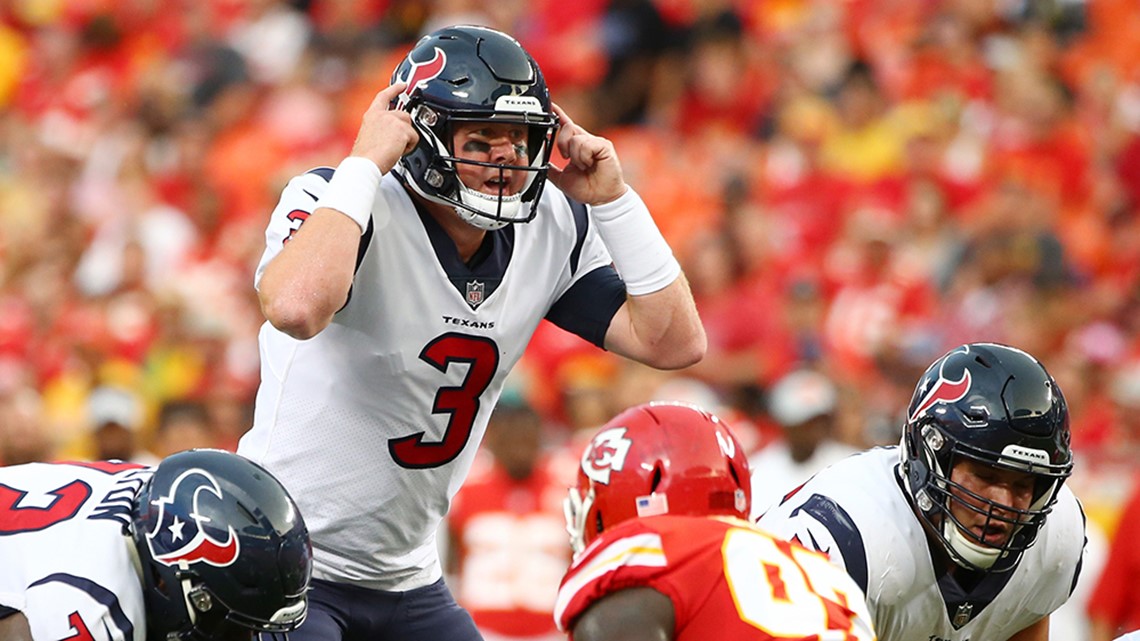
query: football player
[
  {"left": 0, "top": 449, "right": 311, "bottom": 641},
  {"left": 758, "top": 342, "right": 1085, "bottom": 641},
  {"left": 238, "top": 24, "right": 704, "bottom": 641},
  {"left": 556, "top": 401, "right": 878, "bottom": 641}
]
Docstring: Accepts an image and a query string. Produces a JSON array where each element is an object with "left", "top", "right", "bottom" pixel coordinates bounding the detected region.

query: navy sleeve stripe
[
  {"left": 792, "top": 494, "right": 869, "bottom": 593},
  {"left": 565, "top": 195, "right": 590, "bottom": 275},
  {"left": 29, "top": 574, "right": 134, "bottom": 639},
  {"left": 342, "top": 216, "right": 374, "bottom": 311},
  {"left": 307, "top": 166, "right": 335, "bottom": 182},
  {"left": 546, "top": 266, "right": 625, "bottom": 348}
]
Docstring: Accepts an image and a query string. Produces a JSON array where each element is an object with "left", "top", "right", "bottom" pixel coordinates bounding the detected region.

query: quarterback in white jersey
[
  {"left": 757, "top": 343, "right": 1085, "bottom": 641},
  {"left": 239, "top": 25, "right": 704, "bottom": 641},
  {"left": 0, "top": 450, "right": 310, "bottom": 641}
]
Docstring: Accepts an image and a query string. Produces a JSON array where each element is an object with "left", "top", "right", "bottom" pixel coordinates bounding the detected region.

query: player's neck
[{"left": 422, "top": 200, "right": 488, "bottom": 263}]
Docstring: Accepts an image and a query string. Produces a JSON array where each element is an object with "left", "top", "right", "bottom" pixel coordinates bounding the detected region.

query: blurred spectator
[
  {"left": 85, "top": 384, "right": 158, "bottom": 464},
  {"left": 0, "top": 387, "right": 56, "bottom": 465},
  {"left": 1089, "top": 474, "right": 1140, "bottom": 641},
  {"left": 152, "top": 399, "right": 216, "bottom": 457},
  {"left": 747, "top": 368, "right": 858, "bottom": 518},
  {"left": 447, "top": 400, "right": 568, "bottom": 641}
]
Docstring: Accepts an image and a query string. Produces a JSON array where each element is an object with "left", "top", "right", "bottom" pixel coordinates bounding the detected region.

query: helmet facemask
[
  {"left": 398, "top": 98, "right": 558, "bottom": 230},
  {"left": 903, "top": 421, "right": 1070, "bottom": 573},
  {"left": 563, "top": 483, "right": 596, "bottom": 557}
]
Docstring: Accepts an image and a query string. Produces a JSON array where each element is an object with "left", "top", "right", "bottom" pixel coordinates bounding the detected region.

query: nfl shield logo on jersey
[{"left": 466, "top": 280, "right": 485, "bottom": 309}]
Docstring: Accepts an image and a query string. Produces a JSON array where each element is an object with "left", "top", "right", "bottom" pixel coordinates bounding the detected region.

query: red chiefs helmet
[{"left": 564, "top": 402, "right": 751, "bottom": 555}]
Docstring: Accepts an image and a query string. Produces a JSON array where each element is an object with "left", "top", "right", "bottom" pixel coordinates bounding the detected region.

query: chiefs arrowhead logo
[
  {"left": 145, "top": 468, "right": 240, "bottom": 568},
  {"left": 581, "top": 427, "right": 633, "bottom": 485}
]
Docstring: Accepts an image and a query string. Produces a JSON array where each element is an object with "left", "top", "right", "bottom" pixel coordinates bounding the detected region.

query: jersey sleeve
[
  {"left": 757, "top": 490, "right": 870, "bottom": 593},
  {"left": 543, "top": 196, "right": 626, "bottom": 347},
  {"left": 554, "top": 520, "right": 668, "bottom": 632},
  {"left": 254, "top": 167, "right": 335, "bottom": 289}
]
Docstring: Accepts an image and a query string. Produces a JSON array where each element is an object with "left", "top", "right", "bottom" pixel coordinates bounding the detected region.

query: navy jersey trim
[
  {"left": 0, "top": 604, "right": 18, "bottom": 619},
  {"left": 1069, "top": 501, "right": 1088, "bottom": 597},
  {"left": 415, "top": 200, "right": 515, "bottom": 310},
  {"left": 546, "top": 266, "right": 626, "bottom": 348},
  {"left": 306, "top": 166, "right": 336, "bottom": 182},
  {"left": 566, "top": 196, "right": 590, "bottom": 275},
  {"left": 28, "top": 574, "right": 134, "bottom": 640},
  {"left": 790, "top": 494, "right": 869, "bottom": 593}
]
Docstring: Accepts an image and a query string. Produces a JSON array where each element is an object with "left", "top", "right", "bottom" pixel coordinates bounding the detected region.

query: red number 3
[
  {"left": 389, "top": 333, "right": 500, "bottom": 469},
  {"left": 0, "top": 481, "right": 91, "bottom": 534}
]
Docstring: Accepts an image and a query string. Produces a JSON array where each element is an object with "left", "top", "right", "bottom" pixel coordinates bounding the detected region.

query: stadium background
[{"left": 0, "top": 0, "right": 1136, "bottom": 638}]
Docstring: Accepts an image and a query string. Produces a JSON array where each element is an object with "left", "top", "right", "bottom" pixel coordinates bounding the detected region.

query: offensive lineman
[
  {"left": 556, "top": 402, "right": 878, "bottom": 641},
  {"left": 0, "top": 450, "right": 310, "bottom": 641},
  {"left": 238, "top": 25, "right": 705, "bottom": 641},
  {"left": 758, "top": 343, "right": 1085, "bottom": 641}
]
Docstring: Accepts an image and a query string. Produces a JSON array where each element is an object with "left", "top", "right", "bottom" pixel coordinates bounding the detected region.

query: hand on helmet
[
  {"left": 549, "top": 103, "right": 627, "bottom": 205},
  {"left": 350, "top": 82, "right": 419, "bottom": 174}
]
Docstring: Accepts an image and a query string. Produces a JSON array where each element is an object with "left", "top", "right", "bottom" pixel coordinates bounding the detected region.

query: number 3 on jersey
[
  {"left": 389, "top": 333, "right": 500, "bottom": 469},
  {"left": 723, "top": 528, "right": 872, "bottom": 641}
]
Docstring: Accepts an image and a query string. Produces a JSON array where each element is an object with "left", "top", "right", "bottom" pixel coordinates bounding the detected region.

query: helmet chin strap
[
  {"left": 943, "top": 520, "right": 1001, "bottom": 570},
  {"left": 393, "top": 163, "right": 522, "bottom": 231},
  {"left": 454, "top": 185, "right": 521, "bottom": 231}
]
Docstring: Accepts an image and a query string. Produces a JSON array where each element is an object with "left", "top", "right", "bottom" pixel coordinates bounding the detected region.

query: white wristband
[
  {"left": 590, "top": 187, "right": 681, "bottom": 296},
  {"left": 316, "top": 157, "right": 383, "bottom": 233}
]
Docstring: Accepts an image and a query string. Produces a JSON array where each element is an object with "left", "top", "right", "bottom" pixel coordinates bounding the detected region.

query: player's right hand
[{"left": 349, "top": 82, "right": 419, "bottom": 175}]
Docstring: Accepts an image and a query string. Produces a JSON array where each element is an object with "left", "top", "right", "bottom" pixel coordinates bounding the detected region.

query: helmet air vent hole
[{"left": 649, "top": 465, "right": 663, "bottom": 493}]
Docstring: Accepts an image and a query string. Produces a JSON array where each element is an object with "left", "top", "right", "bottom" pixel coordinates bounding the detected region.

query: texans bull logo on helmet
[
  {"left": 908, "top": 347, "right": 973, "bottom": 423},
  {"left": 396, "top": 46, "right": 447, "bottom": 110},
  {"left": 145, "top": 468, "right": 241, "bottom": 568}
]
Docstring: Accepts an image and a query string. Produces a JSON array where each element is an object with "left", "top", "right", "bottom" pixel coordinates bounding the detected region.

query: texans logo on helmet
[
  {"left": 397, "top": 46, "right": 447, "bottom": 109},
  {"left": 909, "top": 353, "right": 973, "bottom": 423},
  {"left": 145, "top": 468, "right": 240, "bottom": 568}
]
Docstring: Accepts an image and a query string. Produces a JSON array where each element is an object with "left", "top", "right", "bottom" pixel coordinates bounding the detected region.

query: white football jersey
[
  {"left": 239, "top": 170, "right": 622, "bottom": 591},
  {"left": 0, "top": 461, "right": 152, "bottom": 641},
  {"left": 757, "top": 447, "right": 1085, "bottom": 641}
]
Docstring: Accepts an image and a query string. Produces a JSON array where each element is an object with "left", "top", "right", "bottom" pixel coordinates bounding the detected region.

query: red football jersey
[{"left": 555, "top": 515, "right": 876, "bottom": 641}]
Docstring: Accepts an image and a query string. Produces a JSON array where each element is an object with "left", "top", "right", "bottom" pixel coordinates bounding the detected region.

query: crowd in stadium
[{"left": 2, "top": 0, "right": 1140, "bottom": 638}]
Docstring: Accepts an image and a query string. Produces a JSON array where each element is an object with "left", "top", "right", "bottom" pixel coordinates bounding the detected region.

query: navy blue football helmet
[
  {"left": 390, "top": 25, "right": 559, "bottom": 230},
  {"left": 900, "top": 343, "right": 1072, "bottom": 572},
  {"left": 131, "top": 449, "right": 311, "bottom": 640}
]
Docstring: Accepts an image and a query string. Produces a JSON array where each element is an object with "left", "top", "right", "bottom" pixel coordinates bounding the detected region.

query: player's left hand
[{"left": 548, "top": 103, "right": 627, "bottom": 206}]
